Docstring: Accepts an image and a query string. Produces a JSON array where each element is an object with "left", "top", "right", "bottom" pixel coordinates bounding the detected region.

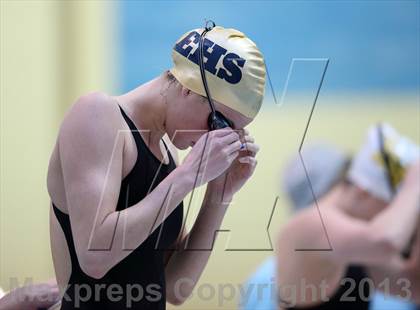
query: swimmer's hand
[
  {"left": 207, "top": 128, "right": 259, "bottom": 199},
  {"left": 180, "top": 127, "right": 242, "bottom": 188}
]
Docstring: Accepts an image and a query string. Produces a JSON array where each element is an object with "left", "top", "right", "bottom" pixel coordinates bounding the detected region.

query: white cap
[
  {"left": 282, "top": 142, "right": 350, "bottom": 210},
  {"left": 347, "top": 123, "right": 419, "bottom": 202}
]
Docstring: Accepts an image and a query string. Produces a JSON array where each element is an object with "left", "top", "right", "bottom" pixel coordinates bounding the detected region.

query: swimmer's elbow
[
  {"left": 365, "top": 232, "right": 403, "bottom": 268},
  {"left": 79, "top": 253, "right": 109, "bottom": 280},
  {"left": 167, "top": 288, "right": 193, "bottom": 306},
  {"left": 84, "top": 265, "right": 107, "bottom": 280},
  {"left": 371, "top": 231, "right": 400, "bottom": 256},
  {"left": 167, "top": 295, "right": 185, "bottom": 306},
  {"left": 166, "top": 278, "right": 193, "bottom": 305},
  {"left": 330, "top": 226, "right": 399, "bottom": 265},
  {"left": 166, "top": 287, "right": 190, "bottom": 305},
  {"left": 359, "top": 231, "right": 399, "bottom": 266}
]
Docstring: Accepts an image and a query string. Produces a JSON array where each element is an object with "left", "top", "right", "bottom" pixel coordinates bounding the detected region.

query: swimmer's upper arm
[
  {"left": 277, "top": 207, "right": 402, "bottom": 268},
  {"left": 323, "top": 209, "right": 400, "bottom": 265},
  {"left": 58, "top": 92, "right": 124, "bottom": 278},
  {"left": 163, "top": 224, "right": 188, "bottom": 266}
]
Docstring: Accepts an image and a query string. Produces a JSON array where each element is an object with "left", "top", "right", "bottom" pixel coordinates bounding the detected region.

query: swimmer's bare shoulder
[
  {"left": 275, "top": 206, "right": 334, "bottom": 266},
  {"left": 60, "top": 91, "right": 121, "bottom": 135},
  {"left": 57, "top": 89, "right": 125, "bottom": 193},
  {"left": 275, "top": 206, "right": 334, "bottom": 272},
  {"left": 48, "top": 91, "right": 124, "bottom": 209},
  {"left": 58, "top": 90, "right": 124, "bottom": 162}
]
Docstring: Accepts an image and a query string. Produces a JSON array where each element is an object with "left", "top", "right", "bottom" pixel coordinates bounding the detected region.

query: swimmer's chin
[{"left": 172, "top": 141, "right": 190, "bottom": 150}]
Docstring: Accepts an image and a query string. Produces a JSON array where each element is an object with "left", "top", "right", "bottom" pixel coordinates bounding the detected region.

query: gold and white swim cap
[{"left": 170, "top": 25, "right": 266, "bottom": 119}]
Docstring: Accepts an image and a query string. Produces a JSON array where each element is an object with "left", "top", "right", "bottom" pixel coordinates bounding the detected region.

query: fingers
[
  {"left": 222, "top": 130, "right": 259, "bottom": 157},
  {"left": 242, "top": 134, "right": 254, "bottom": 143},
  {"left": 212, "top": 127, "right": 235, "bottom": 137},
  {"left": 240, "top": 141, "right": 260, "bottom": 155},
  {"left": 219, "top": 130, "right": 240, "bottom": 145},
  {"left": 225, "top": 140, "right": 242, "bottom": 155},
  {"left": 228, "top": 151, "right": 240, "bottom": 162},
  {"left": 213, "top": 127, "right": 259, "bottom": 160},
  {"left": 238, "top": 156, "right": 258, "bottom": 165},
  {"left": 213, "top": 127, "right": 252, "bottom": 141},
  {"left": 238, "top": 130, "right": 256, "bottom": 153},
  {"left": 222, "top": 130, "right": 255, "bottom": 147},
  {"left": 238, "top": 128, "right": 249, "bottom": 137},
  {"left": 194, "top": 129, "right": 236, "bottom": 151}
]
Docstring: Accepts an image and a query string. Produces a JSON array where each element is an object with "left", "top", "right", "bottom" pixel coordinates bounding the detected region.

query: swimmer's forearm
[
  {"left": 81, "top": 166, "right": 195, "bottom": 279},
  {"left": 122, "top": 165, "right": 195, "bottom": 238},
  {"left": 370, "top": 169, "right": 420, "bottom": 253},
  {"left": 164, "top": 184, "right": 231, "bottom": 305}
]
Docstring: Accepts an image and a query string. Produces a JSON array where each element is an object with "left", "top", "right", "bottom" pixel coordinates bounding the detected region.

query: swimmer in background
[
  {"left": 240, "top": 139, "right": 418, "bottom": 310},
  {"left": 275, "top": 123, "right": 420, "bottom": 310}
]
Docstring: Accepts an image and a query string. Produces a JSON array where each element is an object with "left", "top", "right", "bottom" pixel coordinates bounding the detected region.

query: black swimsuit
[
  {"left": 286, "top": 265, "right": 371, "bottom": 310},
  {"left": 52, "top": 105, "right": 184, "bottom": 309}
]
